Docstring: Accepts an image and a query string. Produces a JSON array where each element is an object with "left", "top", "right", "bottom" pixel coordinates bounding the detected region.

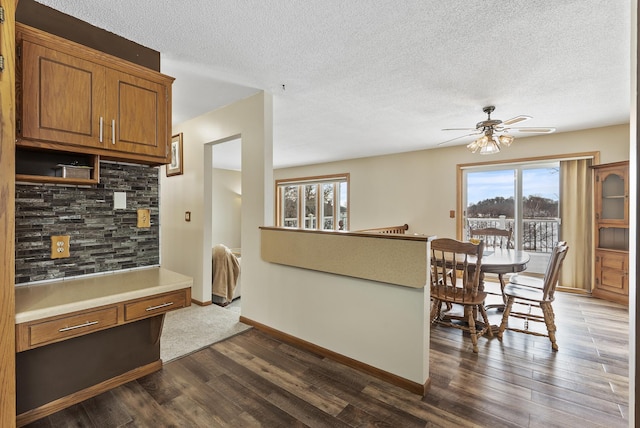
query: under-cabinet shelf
[{"left": 15, "top": 147, "right": 100, "bottom": 185}]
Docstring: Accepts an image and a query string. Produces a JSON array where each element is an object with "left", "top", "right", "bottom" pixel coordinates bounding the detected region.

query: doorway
[{"left": 204, "top": 136, "right": 243, "bottom": 308}]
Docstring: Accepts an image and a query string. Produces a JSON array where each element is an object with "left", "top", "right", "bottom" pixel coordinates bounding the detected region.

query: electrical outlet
[
  {"left": 51, "top": 235, "right": 70, "bottom": 259},
  {"left": 137, "top": 209, "right": 151, "bottom": 228}
]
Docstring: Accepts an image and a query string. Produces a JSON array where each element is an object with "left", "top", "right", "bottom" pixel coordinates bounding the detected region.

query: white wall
[
  {"left": 160, "top": 92, "right": 273, "bottom": 304},
  {"left": 160, "top": 91, "right": 430, "bottom": 385},
  {"left": 275, "top": 124, "right": 630, "bottom": 238},
  {"left": 211, "top": 168, "right": 241, "bottom": 249}
]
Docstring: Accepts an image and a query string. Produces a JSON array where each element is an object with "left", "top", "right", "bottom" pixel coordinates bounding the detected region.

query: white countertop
[{"left": 15, "top": 267, "right": 193, "bottom": 324}]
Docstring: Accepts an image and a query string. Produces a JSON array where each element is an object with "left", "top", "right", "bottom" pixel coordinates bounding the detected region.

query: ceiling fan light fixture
[
  {"left": 467, "top": 139, "right": 481, "bottom": 153},
  {"left": 443, "top": 106, "right": 555, "bottom": 155},
  {"left": 479, "top": 139, "right": 501, "bottom": 155},
  {"left": 467, "top": 134, "right": 489, "bottom": 153},
  {"left": 498, "top": 134, "right": 514, "bottom": 147}
]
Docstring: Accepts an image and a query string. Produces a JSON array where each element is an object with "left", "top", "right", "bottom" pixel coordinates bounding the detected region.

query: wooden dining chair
[
  {"left": 468, "top": 225, "right": 514, "bottom": 304},
  {"left": 469, "top": 226, "right": 513, "bottom": 249},
  {"left": 497, "top": 243, "right": 569, "bottom": 351},
  {"left": 430, "top": 238, "right": 492, "bottom": 353},
  {"left": 507, "top": 241, "right": 567, "bottom": 290}
]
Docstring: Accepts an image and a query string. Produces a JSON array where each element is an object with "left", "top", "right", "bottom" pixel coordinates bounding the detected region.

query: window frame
[{"left": 275, "top": 173, "right": 350, "bottom": 230}]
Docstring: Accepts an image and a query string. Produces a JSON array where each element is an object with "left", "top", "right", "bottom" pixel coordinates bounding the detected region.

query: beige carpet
[{"left": 160, "top": 301, "right": 250, "bottom": 362}]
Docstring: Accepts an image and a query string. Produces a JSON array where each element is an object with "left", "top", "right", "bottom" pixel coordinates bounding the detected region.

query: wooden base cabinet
[
  {"left": 15, "top": 287, "right": 190, "bottom": 427},
  {"left": 16, "top": 23, "right": 173, "bottom": 165},
  {"left": 593, "top": 249, "right": 628, "bottom": 304},
  {"left": 592, "top": 161, "right": 629, "bottom": 304}
]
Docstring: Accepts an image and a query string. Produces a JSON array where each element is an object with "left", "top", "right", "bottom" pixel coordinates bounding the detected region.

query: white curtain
[{"left": 559, "top": 159, "right": 593, "bottom": 290}]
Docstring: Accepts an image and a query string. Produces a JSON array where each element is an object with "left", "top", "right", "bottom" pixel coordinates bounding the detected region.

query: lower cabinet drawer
[
  {"left": 124, "top": 289, "right": 188, "bottom": 321},
  {"left": 22, "top": 306, "right": 119, "bottom": 350}
]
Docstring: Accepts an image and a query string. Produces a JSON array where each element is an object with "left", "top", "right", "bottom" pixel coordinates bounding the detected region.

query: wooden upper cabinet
[
  {"left": 20, "top": 40, "right": 106, "bottom": 149},
  {"left": 106, "top": 68, "right": 168, "bottom": 158},
  {"left": 16, "top": 24, "right": 173, "bottom": 165},
  {"left": 594, "top": 163, "right": 629, "bottom": 226}
]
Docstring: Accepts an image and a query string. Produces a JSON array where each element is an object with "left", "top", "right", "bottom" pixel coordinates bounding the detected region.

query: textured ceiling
[{"left": 35, "top": 1, "right": 631, "bottom": 170}]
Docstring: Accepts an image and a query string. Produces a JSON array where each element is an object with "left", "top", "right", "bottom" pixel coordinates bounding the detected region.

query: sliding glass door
[{"left": 463, "top": 162, "right": 560, "bottom": 274}]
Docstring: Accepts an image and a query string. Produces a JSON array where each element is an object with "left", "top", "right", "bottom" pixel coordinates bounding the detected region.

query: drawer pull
[
  {"left": 58, "top": 320, "right": 99, "bottom": 332},
  {"left": 145, "top": 302, "right": 174, "bottom": 312}
]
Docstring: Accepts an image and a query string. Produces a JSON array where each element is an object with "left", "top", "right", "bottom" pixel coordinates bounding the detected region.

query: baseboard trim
[
  {"left": 191, "top": 298, "right": 212, "bottom": 306},
  {"left": 16, "top": 360, "right": 163, "bottom": 427},
  {"left": 557, "top": 286, "right": 590, "bottom": 295},
  {"left": 239, "top": 316, "right": 430, "bottom": 396}
]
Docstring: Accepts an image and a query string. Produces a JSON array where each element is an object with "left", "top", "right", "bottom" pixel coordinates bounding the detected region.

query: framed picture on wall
[{"left": 167, "top": 133, "right": 184, "bottom": 177}]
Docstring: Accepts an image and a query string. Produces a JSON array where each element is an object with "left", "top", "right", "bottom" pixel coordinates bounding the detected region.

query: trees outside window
[{"left": 276, "top": 174, "right": 349, "bottom": 231}]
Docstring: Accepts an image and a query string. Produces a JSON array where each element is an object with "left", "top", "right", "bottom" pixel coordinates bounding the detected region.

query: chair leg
[
  {"left": 430, "top": 299, "right": 443, "bottom": 322},
  {"left": 497, "top": 296, "right": 514, "bottom": 340},
  {"left": 541, "top": 302, "right": 559, "bottom": 351},
  {"left": 498, "top": 274, "right": 506, "bottom": 305},
  {"left": 478, "top": 304, "right": 493, "bottom": 337},
  {"left": 468, "top": 306, "right": 479, "bottom": 353}
]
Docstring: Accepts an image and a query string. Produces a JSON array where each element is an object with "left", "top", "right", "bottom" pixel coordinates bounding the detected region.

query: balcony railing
[{"left": 467, "top": 217, "right": 560, "bottom": 253}]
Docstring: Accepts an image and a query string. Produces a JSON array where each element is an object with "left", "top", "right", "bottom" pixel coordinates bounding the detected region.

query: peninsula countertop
[{"left": 15, "top": 267, "right": 193, "bottom": 324}]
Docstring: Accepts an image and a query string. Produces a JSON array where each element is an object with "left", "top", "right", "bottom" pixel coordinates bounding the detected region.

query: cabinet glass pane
[
  {"left": 598, "top": 227, "right": 629, "bottom": 251},
  {"left": 601, "top": 174, "right": 625, "bottom": 220}
]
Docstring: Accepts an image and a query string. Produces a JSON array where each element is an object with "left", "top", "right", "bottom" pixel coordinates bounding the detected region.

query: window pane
[
  {"left": 339, "top": 181, "right": 348, "bottom": 230},
  {"left": 304, "top": 184, "right": 317, "bottom": 229},
  {"left": 466, "top": 169, "right": 515, "bottom": 235},
  {"left": 322, "top": 183, "right": 334, "bottom": 230},
  {"left": 522, "top": 166, "right": 559, "bottom": 253},
  {"left": 283, "top": 185, "right": 298, "bottom": 227}
]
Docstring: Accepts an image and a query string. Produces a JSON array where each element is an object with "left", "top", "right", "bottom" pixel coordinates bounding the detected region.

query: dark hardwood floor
[{"left": 25, "top": 292, "right": 628, "bottom": 428}]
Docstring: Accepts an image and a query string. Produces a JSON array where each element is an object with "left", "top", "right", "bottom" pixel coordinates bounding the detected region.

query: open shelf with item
[{"left": 16, "top": 147, "right": 99, "bottom": 185}]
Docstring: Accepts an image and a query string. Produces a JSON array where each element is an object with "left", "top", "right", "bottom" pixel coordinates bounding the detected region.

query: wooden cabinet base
[
  {"left": 592, "top": 288, "right": 628, "bottom": 305},
  {"left": 16, "top": 317, "right": 164, "bottom": 426}
]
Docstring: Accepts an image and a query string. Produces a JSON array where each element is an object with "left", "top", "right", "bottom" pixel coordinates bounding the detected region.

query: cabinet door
[
  {"left": 594, "top": 250, "right": 628, "bottom": 296},
  {"left": 20, "top": 40, "right": 106, "bottom": 148},
  {"left": 105, "top": 68, "right": 168, "bottom": 160},
  {"left": 595, "top": 166, "right": 629, "bottom": 225}
]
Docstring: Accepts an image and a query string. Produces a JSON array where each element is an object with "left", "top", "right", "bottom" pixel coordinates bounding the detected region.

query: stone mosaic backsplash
[{"left": 15, "top": 162, "right": 160, "bottom": 284}]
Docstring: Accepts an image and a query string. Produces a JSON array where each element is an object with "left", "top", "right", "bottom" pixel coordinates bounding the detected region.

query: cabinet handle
[
  {"left": 59, "top": 320, "right": 98, "bottom": 332},
  {"left": 145, "top": 302, "right": 174, "bottom": 312},
  {"left": 99, "top": 117, "right": 103, "bottom": 143},
  {"left": 112, "top": 119, "right": 116, "bottom": 145}
]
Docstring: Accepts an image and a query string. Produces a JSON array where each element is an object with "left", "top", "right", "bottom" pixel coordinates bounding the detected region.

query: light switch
[
  {"left": 51, "top": 235, "right": 70, "bottom": 259},
  {"left": 137, "top": 209, "right": 151, "bottom": 228},
  {"left": 114, "top": 192, "right": 127, "bottom": 210}
]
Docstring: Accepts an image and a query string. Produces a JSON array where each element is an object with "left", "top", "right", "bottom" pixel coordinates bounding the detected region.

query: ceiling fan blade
[
  {"left": 507, "top": 127, "right": 556, "bottom": 134},
  {"left": 441, "top": 127, "right": 478, "bottom": 131},
  {"left": 437, "top": 132, "right": 481, "bottom": 146},
  {"left": 501, "top": 115, "right": 532, "bottom": 126}
]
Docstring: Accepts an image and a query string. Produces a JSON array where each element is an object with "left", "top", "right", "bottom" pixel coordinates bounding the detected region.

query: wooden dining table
[
  {"left": 476, "top": 248, "right": 530, "bottom": 277},
  {"left": 475, "top": 248, "right": 530, "bottom": 310}
]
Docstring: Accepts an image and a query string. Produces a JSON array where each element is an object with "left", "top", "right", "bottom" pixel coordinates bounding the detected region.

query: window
[{"left": 276, "top": 174, "right": 349, "bottom": 230}]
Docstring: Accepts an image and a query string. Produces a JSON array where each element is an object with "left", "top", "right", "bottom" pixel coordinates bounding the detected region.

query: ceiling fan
[{"left": 439, "top": 106, "right": 556, "bottom": 154}]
